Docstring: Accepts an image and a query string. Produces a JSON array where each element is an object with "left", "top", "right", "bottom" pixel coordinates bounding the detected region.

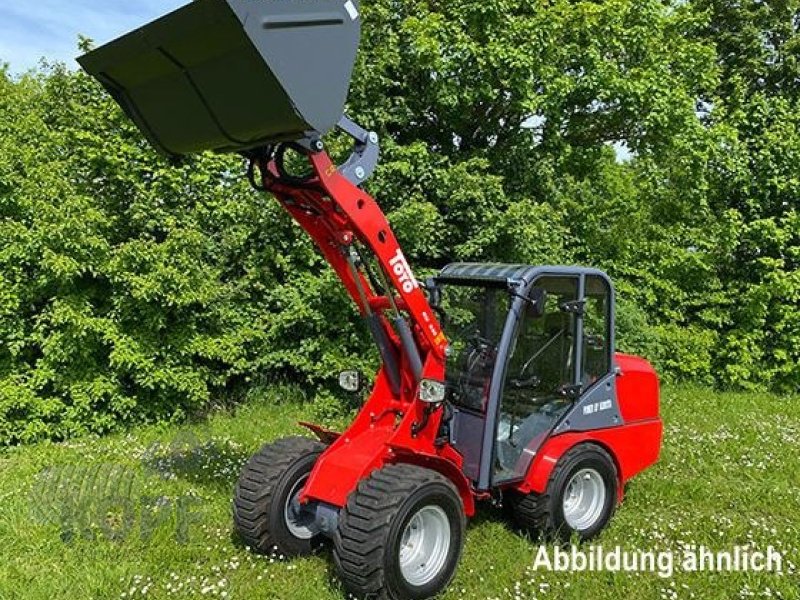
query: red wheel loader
[{"left": 79, "top": 2, "right": 663, "bottom": 598}]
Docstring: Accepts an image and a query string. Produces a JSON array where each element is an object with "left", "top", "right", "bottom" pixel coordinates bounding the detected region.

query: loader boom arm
[
  {"left": 254, "top": 144, "right": 448, "bottom": 397},
  {"left": 77, "top": 0, "right": 446, "bottom": 399}
]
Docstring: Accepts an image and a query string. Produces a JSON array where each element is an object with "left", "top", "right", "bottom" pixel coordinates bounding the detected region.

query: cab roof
[{"left": 436, "top": 263, "right": 612, "bottom": 288}]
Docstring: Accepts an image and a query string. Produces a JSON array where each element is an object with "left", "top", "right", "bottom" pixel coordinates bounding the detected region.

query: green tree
[
  {"left": 690, "top": 0, "right": 800, "bottom": 389},
  {"left": 1, "top": 0, "right": 798, "bottom": 444},
  {"left": 0, "top": 64, "right": 369, "bottom": 444}
]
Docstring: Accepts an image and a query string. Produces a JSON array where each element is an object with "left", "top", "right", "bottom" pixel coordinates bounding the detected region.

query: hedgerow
[{"left": 0, "top": 0, "right": 797, "bottom": 443}]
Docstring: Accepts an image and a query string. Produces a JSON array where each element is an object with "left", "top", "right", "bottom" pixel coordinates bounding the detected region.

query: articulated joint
[
  {"left": 333, "top": 115, "right": 381, "bottom": 186},
  {"left": 245, "top": 116, "right": 380, "bottom": 190},
  {"left": 304, "top": 501, "right": 340, "bottom": 538},
  {"left": 268, "top": 116, "right": 379, "bottom": 187}
]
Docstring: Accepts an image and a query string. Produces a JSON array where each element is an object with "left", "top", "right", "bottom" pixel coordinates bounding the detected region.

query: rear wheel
[
  {"left": 334, "top": 464, "right": 465, "bottom": 600},
  {"left": 510, "top": 443, "right": 617, "bottom": 541},
  {"left": 233, "top": 436, "right": 325, "bottom": 556}
]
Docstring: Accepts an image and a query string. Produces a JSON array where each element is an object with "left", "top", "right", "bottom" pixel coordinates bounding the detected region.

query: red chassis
[{"left": 256, "top": 149, "right": 662, "bottom": 518}]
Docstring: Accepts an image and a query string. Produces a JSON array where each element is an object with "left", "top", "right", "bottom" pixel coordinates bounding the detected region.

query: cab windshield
[{"left": 436, "top": 282, "right": 511, "bottom": 413}]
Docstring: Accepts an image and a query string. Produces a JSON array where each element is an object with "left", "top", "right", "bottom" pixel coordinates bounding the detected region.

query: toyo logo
[{"left": 388, "top": 249, "right": 419, "bottom": 294}]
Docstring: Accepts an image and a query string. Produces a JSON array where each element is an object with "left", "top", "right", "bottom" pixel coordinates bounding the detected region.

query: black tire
[
  {"left": 510, "top": 443, "right": 617, "bottom": 542},
  {"left": 333, "top": 464, "right": 465, "bottom": 600},
  {"left": 233, "top": 436, "right": 325, "bottom": 556}
]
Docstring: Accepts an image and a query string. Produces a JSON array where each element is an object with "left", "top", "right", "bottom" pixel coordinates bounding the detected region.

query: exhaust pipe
[{"left": 78, "top": 0, "right": 361, "bottom": 157}]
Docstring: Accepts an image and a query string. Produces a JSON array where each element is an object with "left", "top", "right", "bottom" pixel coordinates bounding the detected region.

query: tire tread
[
  {"left": 333, "top": 464, "right": 461, "bottom": 599},
  {"left": 510, "top": 442, "right": 616, "bottom": 540},
  {"left": 233, "top": 436, "right": 324, "bottom": 553}
]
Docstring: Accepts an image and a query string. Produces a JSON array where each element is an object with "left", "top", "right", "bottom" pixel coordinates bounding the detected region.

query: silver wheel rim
[
  {"left": 562, "top": 468, "right": 606, "bottom": 531},
  {"left": 284, "top": 476, "right": 314, "bottom": 540},
  {"left": 398, "top": 505, "right": 451, "bottom": 587}
]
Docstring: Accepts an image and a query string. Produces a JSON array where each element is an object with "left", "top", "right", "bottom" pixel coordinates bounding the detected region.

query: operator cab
[{"left": 432, "top": 264, "right": 618, "bottom": 490}]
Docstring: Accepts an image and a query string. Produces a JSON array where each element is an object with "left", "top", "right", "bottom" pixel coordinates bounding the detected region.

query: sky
[{"left": 0, "top": 0, "right": 187, "bottom": 74}]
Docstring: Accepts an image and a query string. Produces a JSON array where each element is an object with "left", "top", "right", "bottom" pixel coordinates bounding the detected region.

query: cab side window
[
  {"left": 582, "top": 275, "right": 612, "bottom": 387},
  {"left": 507, "top": 277, "right": 579, "bottom": 398}
]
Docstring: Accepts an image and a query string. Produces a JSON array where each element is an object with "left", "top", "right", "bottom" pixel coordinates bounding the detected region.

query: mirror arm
[
  {"left": 508, "top": 287, "right": 547, "bottom": 317},
  {"left": 507, "top": 289, "right": 532, "bottom": 304}
]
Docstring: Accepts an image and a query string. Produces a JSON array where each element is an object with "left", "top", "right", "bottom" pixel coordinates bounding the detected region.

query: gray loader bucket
[{"left": 78, "top": 0, "right": 361, "bottom": 157}]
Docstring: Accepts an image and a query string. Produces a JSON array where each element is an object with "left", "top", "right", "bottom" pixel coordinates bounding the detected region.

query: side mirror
[
  {"left": 425, "top": 278, "right": 442, "bottom": 308},
  {"left": 425, "top": 278, "right": 448, "bottom": 327},
  {"left": 526, "top": 287, "right": 548, "bottom": 318}
]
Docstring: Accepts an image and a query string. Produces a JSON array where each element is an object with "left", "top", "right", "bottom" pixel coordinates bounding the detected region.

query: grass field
[{"left": 0, "top": 385, "right": 798, "bottom": 600}]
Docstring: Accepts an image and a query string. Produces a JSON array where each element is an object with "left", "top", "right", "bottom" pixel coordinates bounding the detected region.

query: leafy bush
[{"left": 0, "top": 65, "right": 371, "bottom": 444}]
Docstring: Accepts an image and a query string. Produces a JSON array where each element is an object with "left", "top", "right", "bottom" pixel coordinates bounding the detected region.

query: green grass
[{"left": 1, "top": 385, "right": 798, "bottom": 600}]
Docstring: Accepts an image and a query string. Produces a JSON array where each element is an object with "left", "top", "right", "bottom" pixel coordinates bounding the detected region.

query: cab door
[{"left": 491, "top": 275, "right": 582, "bottom": 484}]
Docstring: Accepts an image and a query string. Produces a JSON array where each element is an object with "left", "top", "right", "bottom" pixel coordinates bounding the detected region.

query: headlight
[
  {"left": 338, "top": 370, "right": 364, "bottom": 393},
  {"left": 419, "top": 379, "right": 446, "bottom": 404}
]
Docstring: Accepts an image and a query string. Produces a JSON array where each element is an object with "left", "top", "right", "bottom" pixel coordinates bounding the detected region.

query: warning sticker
[{"left": 344, "top": 0, "right": 359, "bottom": 20}]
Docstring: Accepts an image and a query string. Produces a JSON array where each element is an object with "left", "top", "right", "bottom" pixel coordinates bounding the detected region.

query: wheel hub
[
  {"left": 284, "top": 476, "right": 315, "bottom": 540},
  {"left": 398, "top": 505, "right": 451, "bottom": 587},
  {"left": 562, "top": 468, "right": 606, "bottom": 531}
]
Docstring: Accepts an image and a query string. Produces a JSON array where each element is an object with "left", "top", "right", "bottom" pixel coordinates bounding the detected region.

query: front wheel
[
  {"left": 333, "top": 464, "right": 465, "bottom": 600},
  {"left": 233, "top": 436, "right": 325, "bottom": 556}
]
